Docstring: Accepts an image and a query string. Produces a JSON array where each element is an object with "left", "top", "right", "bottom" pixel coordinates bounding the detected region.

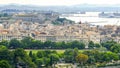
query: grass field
[
  {"left": 25, "top": 49, "right": 90, "bottom": 54},
  {"left": 25, "top": 49, "right": 65, "bottom": 54}
]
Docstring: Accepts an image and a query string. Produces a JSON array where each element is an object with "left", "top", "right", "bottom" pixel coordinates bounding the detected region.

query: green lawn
[
  {"left": 25, "top": 49, "right": 65, "bottom": 54},
  {"left": 25, "top": 49, "right": 91, "bottom": 54}
]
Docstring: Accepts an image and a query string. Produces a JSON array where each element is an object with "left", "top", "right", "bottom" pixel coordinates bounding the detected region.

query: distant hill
[{"left": 0, "top": 4, "right": 120, "bottom": 13}]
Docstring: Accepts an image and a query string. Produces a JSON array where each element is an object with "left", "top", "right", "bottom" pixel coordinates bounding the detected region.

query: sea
[{"left": 60, "top": 12, "right": 120, "bottom": 26}]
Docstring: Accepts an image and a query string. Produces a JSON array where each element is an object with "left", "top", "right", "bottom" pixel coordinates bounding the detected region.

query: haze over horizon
[{"left": 0, "top": 0, "right": 120, "bottom": 6}]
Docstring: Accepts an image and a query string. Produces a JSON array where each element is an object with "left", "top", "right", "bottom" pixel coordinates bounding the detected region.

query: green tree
[
  {"left": 87, "top": 56, "right": 95, "bottom": 64},
  {"left": 36, "top": 58, "right": 44, "bottom": 67},
  {"left": 13, "top": 48, "right": 37, "bottom": 68},
  {"left": 102, "top": 52, "right": 110, "bottom": 62},
  {"left": 83, "top": 50, "right": 101, "bottom": 62},
  {"left": 91, "top": 50, "right": 102, "bottom": 62},
  {"left": 21, "top": 37, "right": 33, "bottom": 49},
  {"left": 61, "top": 41, "right": 67, "bottom": 49},
  {"left": 73, "top": 48, "right": 79, "bottom": 62},
  {"left": 88, "top": 41, "right": 94, "bottom": 49},
  {"left": 49, "top": 53, "right": 59, "bottom": 66},
  {"left": 29, "top": 51, "right": 37, "bottom": 62},
  {"left": 71, "top": 41, "right": 85, "bottom": 49},
  {"left": 110, "top": 44, "right": 120, "bottom": 53},
  {"left": 37, "top": 51, "right": 45, "bottom": 58},
  {"left": 44, "top": 50, "right": 52, "bottom": 57},
  {"left": 0, "top": 46, "right": 13, "bottom": 61},
  {"left": 30, "top": 40, "right": 43, "bottom": 49},
  {"left": 0, "top": 40, "right": 9, "bottom": 47},
  {"left": 43, "top": 41, "right": 52, "bottom": 49},
  {"left": 76, "top": 53, "right": 88, "bottom": 65},
  {"left": 29, "top": 51, "right": 33, "bottom": 58},
  {"left": 64, "top": 49, "right": 74, "bottom": 63},
  {"left": 43, "top": 57, "right": 50, "bottom": 66},
  {"left": 101, "top": 40, "right": 117, "bottom": 50},
  {"left": 9, "top": 38, "right": 21, "bottom": 49},
  {"left": 55, "top": 41, "right": 67, "bottom": 49},
  {"left": 102, "top": 52, "right": 119, "bottom": 62},
  {"left": 0, "top": 60, "right": 11, "bottom": 68},
  {"left": 94, "top": 43, "right": 101, "bottom": 48}
]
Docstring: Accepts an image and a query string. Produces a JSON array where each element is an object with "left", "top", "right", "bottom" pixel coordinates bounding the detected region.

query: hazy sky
[{"left": 0, "top": 0, "right": 120, "bottom": 6}]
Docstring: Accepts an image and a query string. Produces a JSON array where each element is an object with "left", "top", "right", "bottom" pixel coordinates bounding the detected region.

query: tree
[
  {"left": 0, "top": 60, "right": 11, "bottom": 68},
  {"left": 49, "top": 53, "right": 59, "bottom": 66},
  {"left": 94, "top": 43, "right": 101, "bottom": 48},
  {"left": 83, "top": 50, "right": 101, "bottom": 62},
  {"left": 50, "top": 54, "right": 59, "bottom": 62},
  {"left": 36, "top": 58, "right": 44, "bottom": 68},
  {"left": 9, "top": 38, "right": 21, "bottom": 49},
  {"left": 102, "top": 52, "right": 119, "bottom": 62},
  {"left": 0, "top": 40, "right": 9, "bottom": 47},
  {"left": 13, "top": 48, "right": 37, "bottom": 68},
  {"left": 101, "top": 40, "right": 117, "bottom": 50},
  {"left": 43, "top": 57, "right": 50, "bottom": 66},
  {"left": 14, "top": 48, "right": 26, "bottom": 58},
  {"left": 43, "top": 41, "right": 52, "bottom": 49},
  {"left": 73, "top": 48, "right": 79, "bottom": 62},
  {"left": 21, "top": 37, "right": 33, "bottom": 49},
  {"left": 37, "top": 51, "right": 45, "bottom": 58},
  {"left": 102, "top": 52, "right": 110, "bottom": 62},
  {"left": 110, "top": 44, "right": 120, "bottom": 53},
  {"left": 64, "top": 49, "right": 74, "bottom": 63},
  {"left": 30, "top": 40, "right": 43, "bottom": 49},
  {"left": 45, "top": 50, "right": 52, "bottom": 56},
  {"left": 54, "top": 41, "right": 68, "bottom": 49},
  {"left": 88, "top": 41, "right": 94, "bottom": 49},
  {"left": 61, "top": 41, "right": 67, "bottom": 49},
  {"left": 91, "top": 50, "right": 102, "bottom": 62},
  {"left": 71, "top": 41, "right": 85, "bottom": 49},
  {"left": 29, "top": 51, "right": 37, "bottom": 62},
  {"left": 87, "top": 56, "right": 95, "bottom": 64},
  {"left": 0, "top": 46, "right": 13, "bottom": 61},
  {"left": 29, "top": 51, "right": 33, "bottom": 58},
  {"left": 76, "top": 54, "right": 88, "bottom": 65}
]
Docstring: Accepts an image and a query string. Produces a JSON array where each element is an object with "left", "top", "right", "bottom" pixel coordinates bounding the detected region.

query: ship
[{"left": 99, "top": 12, "right": 120, "bottom": 18}]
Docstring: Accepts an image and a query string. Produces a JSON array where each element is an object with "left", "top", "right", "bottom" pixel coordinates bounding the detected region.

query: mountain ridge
[{"left": 0, "top": 4, "right": 120, "bottom": 12}]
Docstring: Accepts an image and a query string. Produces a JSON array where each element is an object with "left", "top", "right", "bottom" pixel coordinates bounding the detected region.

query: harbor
[{"left": 60, "top": 12, "right": 120, "bottom": 26}]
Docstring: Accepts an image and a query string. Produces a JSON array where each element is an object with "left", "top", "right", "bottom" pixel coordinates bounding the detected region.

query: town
[
  {"left": 1, "top": 2, "right": 120, "bottom": 67},
  {"left": 0, "top": 9, "right": 120, "bottom": 46}
]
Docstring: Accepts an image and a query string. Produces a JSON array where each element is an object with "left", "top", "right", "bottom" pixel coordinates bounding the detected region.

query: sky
[{"left": 0, "top": 0, "right": 120, "bottom": 6}]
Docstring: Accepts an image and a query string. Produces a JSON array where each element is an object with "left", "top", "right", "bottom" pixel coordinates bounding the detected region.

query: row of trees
[
  {"left": 0, "top": 37, "right": 102, "bottom": 49},
  {"left": 102, "top": 40, "right": 120, "bottom": 53},
  {"left": 64, "top": 49, "right": 119, "bottom": 65},
  {"left": 3, "top": 37, "right": 120, "bottom": 53},
  {"left": 83, "top": 50, "right": 119, "bottom": 63},
  {"left": 0, "top": 37, "right": 86, "bottom": 49}
]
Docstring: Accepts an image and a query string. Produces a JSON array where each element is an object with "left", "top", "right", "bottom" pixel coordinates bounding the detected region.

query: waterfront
[{"left": 61, "top": 12, "right": 120, "bottom": 26}]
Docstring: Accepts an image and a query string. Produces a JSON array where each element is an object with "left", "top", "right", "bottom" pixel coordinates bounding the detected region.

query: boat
[
  {"left": 77, "top": 11, "right": 86, "bottom": 14},
  {"left": 99, "top": 12, "right": 120, "bottom": 18}
]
